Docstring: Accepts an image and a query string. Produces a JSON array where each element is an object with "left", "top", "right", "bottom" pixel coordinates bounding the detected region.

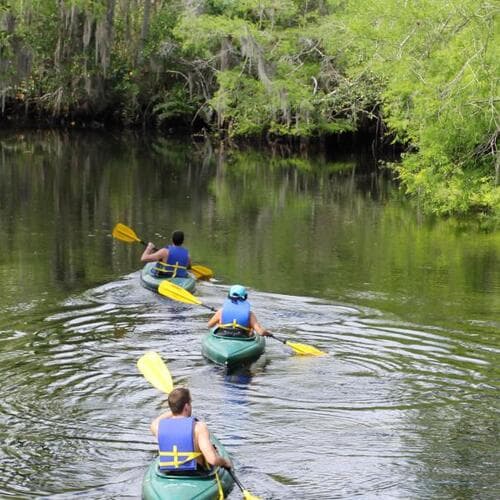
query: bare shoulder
[
  {"left": 194, "top": 420, "right": 210, "bottom": 439},
  {"left": 195, "top": 420, "right": 209, "bottom": 432}
]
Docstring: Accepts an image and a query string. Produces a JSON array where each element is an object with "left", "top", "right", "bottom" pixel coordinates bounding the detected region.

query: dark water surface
[{"left": 0, "top": 131, "right": 498, "bottom": 499}]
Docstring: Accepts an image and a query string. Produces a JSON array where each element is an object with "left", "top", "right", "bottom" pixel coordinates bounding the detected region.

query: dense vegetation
[{"left": 1, "top": 1, "right": 498, "bottom": 219}]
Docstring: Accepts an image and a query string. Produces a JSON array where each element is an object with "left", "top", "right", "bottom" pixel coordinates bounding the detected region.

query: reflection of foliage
[
  {"left": 1, "top": 131, "right": 373, "bottom": 306},
  {"left": 206, "top": 148, "right": 358, "bottom": 219},
  {"left": 268, "top": 157, "right": 355, "bottom": 175},
  {"left": 1, "top": 131, "right": 497, "bottom": 333}
]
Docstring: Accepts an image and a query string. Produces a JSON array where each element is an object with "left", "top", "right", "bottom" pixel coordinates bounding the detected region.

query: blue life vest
[
  {"left": 154, "top": 245, "right": 189, "bottom": 278},
  {"left": 158, "top": 417, "right": 201, "bottom": 471},
  {"left": 220, "top": 298, "right": 251, "bottom": 332}
]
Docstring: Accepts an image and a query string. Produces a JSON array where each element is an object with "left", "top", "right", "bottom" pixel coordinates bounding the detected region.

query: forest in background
[{"left": 0, "top": 1, "right": 498, "bottom": 220}]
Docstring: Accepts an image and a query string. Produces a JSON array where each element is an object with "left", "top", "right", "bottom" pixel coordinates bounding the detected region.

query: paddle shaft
[
  {"left": 140, "top": 239, "right": 159, "bottom": 252},
  {"left": 228, "top": 469, "right": 247, "bottom": 495},
  {"left": 268, "top": 333, "right": 286, "bottom": 345}
]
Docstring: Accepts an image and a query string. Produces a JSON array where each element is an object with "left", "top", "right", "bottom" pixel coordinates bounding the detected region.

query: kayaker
[
  {"left": 150, "top": 387, "right": 232, "bottom": 472},
  {"left": 141, "top": 230, "right": 191, "bottom": 278},
  {"left": 207, "top": 285, "right": 270, "bottom": 337}
]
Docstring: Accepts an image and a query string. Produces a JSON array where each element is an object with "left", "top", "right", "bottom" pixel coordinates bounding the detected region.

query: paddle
[
  {"left": 228, "top": 469, "right": 262, "bottom": 500},
  {"left": 137, "top": 351, "right": 260, "bottom": 500},
  {"left": 190, "top": 264, "right": 214, "bottom": 281},
  {"left": 137, "top": 351, "right": 174, "bottom": 393},
  {"left": 159, "top": 280, "right": 217, "bottom": 311},
  {"left": 112, "top": 222, "right": 149, "bottom": 246},
  {"left": 111, "top": 222, "right": 214, "bottom": 280},
  {"left": 158, "top": 281, "right": 325, "bottom": 356},
  {"left": 267, "top": 333, "right": 325, "bottom": 356}
]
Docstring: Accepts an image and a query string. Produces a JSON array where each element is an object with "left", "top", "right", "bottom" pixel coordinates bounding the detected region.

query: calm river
[{"left": 0, "top": 130, "right": 498, "bottom": 499}]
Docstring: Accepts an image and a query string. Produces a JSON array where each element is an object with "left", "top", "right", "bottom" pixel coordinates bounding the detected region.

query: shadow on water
[
  {"left": 224, "top": 359, "right": 269, "bottom": 386},
  {"left": 0, "top": 131, "right": 498, "bottom": 499}
]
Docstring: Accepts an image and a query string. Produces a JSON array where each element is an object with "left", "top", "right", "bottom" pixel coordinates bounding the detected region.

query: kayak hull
[
  {"left": 142, "top": 436, "right": 234, "bottom": 500},
  {"left": 202, "top": 328, "right": 266, "bottom": 368},
  {"left": 140, "top": 262, "right": 196, "bottom": 294}
]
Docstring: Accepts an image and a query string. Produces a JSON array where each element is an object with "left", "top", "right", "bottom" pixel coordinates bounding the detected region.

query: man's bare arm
[{"left": 196, "top": 422, "right": 232, "bottom": 469}]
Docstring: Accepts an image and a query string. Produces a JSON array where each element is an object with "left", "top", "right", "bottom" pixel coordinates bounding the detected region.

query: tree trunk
[{"left": 138, "top": 0, "right": 152, "bottom": 64}]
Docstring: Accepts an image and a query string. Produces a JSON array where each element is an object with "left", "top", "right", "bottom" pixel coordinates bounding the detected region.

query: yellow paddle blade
[
  {"left": 137, "top": 351, "right": 173, "bottom": 393},
  {"left": 158, "top": 280, "right": 202, "bottom": 306},
  {"left": 285, "top": 341, "right": 326, "bottom": 356},
  {"left": 243, "top": 490, "right": 262, "bottom": 500},
  {"left": 112, "top": 223, "right": 141, "bottom": 243},
  {"left": 191, "top": 264, "right": 214, "bottom": 280}
]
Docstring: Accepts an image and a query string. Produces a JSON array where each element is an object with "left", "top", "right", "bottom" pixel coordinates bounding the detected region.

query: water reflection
[{"left": 0, "top": 131, "right": 498, "bottom": 499}]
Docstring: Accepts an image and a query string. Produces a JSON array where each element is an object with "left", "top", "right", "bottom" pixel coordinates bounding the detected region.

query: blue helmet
[{"left": 228, "top": 285, "right": 248, "bottom": 301}]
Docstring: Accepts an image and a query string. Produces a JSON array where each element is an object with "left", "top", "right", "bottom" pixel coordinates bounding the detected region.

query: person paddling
[
  {"left": 141, "top": 230, "right": 191, "bottom": 278},
  {"left": 207, "top": 285, "right": 270, "bottom": 338},
  {"left": 150, "top": 387, "right": 232, "bottom": 472}
]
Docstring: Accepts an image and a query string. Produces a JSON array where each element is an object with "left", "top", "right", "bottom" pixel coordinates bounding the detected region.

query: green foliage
[
  {"left": 152, "top": 85, "right": 199, "bottom": 126},
  {"left": 339, "top": 0, "right": 499, "bottom": 217},
  {"left": 174, "top": 14, "right": 250, "bottom": 58},
  {"left": 210, "top": 68, "right": 270, "bottom": 135},
  {"left": 207, "top": 0, "right": 299, "bottom": 26}
]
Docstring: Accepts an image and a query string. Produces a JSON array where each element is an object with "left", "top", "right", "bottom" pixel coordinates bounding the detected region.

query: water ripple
[{"left": 0, "top": 276, "right": 498, "bottom": 499}]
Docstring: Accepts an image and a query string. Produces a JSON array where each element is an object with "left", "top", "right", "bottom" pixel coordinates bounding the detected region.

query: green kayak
[
  {"left": 201, "top": 328, "right": 266, "bottom": 368},
  {"left": 142, "top": 436, "right": 234, "bottom": 500},
  {"left": 140, "top": 262, "right": 196, "bottom": 294}
]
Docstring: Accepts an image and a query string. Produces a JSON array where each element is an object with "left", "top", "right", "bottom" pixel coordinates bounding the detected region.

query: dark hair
[
  {"left": 172, "top": 230, "right": 184, "bottom": 246},
  {"left": 168, "top": 387, "right": 191, "bottom": 415}
]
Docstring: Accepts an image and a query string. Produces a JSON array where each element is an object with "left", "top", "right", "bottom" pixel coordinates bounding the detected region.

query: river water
[{"left": 0, "top": 130, "right": 498, "bottom": 499}]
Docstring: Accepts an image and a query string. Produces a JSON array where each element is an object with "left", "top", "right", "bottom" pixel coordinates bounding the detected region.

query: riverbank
[{"left": 1, "top": 1, "right": 498, "bottom": 220}]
